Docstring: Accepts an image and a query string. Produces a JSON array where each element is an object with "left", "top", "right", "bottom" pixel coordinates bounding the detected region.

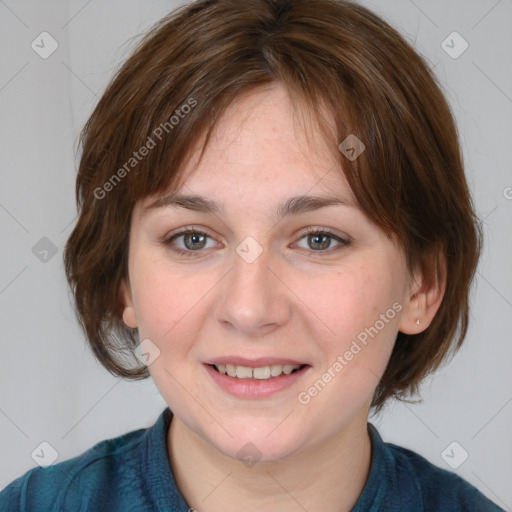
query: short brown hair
[{"left": 64, "top": 0, "right": 482, "bottom": 411}]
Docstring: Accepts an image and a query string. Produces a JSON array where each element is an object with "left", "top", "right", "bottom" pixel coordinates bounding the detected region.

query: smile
[
  {"left": 210, "top": 363, "right": 307, "bottom": 380},
  {"left": 203, "top": 360, "right": 311, "bottom": 399}
]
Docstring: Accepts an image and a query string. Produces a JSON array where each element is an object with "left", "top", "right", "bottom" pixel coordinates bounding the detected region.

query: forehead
[{"left": 144, "top": 83, "right": 355, "bottom": 209}]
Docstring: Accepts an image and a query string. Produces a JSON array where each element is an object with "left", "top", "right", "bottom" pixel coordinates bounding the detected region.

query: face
[{"left": 122, "top": 83, "right": 419, "bottom": 462}]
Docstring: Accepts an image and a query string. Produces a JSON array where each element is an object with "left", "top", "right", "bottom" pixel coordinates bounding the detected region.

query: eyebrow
[{"left": 144, "top": 193, "right": 357, "bottom": 219}]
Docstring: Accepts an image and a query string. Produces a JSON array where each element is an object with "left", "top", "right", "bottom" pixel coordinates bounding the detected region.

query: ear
[
  {"left": 120, "top": 280, "right": 138, "bottom": 329},
  {"left": 399, "top": 254, "right": 446, "bottom": 335}
]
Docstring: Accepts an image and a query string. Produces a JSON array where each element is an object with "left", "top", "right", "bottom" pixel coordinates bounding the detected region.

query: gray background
[{"left": 0, "top": 0, "right": 511, "bottom": 508}]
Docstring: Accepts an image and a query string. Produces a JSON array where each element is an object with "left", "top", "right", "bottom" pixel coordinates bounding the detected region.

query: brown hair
[{"left": 63, "top": 0, "right": 482, "bottom": 411}]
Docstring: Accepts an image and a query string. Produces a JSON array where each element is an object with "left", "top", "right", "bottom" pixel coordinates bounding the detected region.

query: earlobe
[
  {"left": 398, "top": 293, "right": 426, "bottom": 335},
  {"left": 399, "top": 269, "right": 445, "bottom": 335},
  {"left": 120, "top": 281, "right": 138, "bottom": 329},
  {"left": 122, "top": 306, "right": 138, "bottom": 329}
]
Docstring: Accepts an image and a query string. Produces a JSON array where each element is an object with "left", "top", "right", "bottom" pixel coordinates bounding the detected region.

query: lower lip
[{"left": 203, "top": 364, "right": 310, "bottom": 399}]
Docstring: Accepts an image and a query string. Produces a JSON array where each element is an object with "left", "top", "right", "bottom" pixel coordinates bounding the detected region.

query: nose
[{"left": 215, "top": 244, "right": 292, "bottom": 338}]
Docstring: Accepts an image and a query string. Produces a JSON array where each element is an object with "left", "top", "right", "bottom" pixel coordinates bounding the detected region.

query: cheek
[
  {"left": 293, "top": 269, "right": 402, "bottom": 419},
  {"left": 302, "top": 266, "right": 401, "bottom": 340},
  {"left": 297, "top": 262, "right": 403, "bottom": 399},
  {"left": 130, "top": 260, "right": 206, "bottom": 342},
  {"left": 131, "top": 263, "right": 213, "bottom": 406}
]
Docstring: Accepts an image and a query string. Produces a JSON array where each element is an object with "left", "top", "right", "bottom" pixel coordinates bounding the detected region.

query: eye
[
  {"left": 294, "top": 227, "right": 350, "bottom": 253},
  {"left": 162, "top": 226, "right": 350, "bottom": 257},
  {"left": 163, "top": 227, "right": 218, "bottom": 256}
]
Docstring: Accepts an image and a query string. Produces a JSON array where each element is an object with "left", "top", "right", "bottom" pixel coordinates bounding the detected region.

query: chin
[{"left": 203, "top": 420, "right": 309, "bottom": 464}]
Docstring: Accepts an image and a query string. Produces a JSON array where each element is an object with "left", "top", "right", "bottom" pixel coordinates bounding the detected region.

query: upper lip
[{"left": 204, "top": 356, "right": 309, "bottom": 367}]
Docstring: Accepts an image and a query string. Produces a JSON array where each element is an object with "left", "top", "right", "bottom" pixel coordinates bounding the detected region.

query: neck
[{"left": 167, "top": 410, "right": 372, "bottom": 512}]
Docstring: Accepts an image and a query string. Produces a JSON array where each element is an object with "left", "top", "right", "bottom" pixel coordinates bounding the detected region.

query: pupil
[
  {"left": 310, "top": 234, "right": 330, "bottom": 250},
  {"left": 185, "top": 233, "right": 206, "bottom": 250}
]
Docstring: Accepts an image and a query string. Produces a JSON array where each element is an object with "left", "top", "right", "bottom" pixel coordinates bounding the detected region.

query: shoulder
[
  {"left": 387, "top": 441, "right": 505, "bottom": 511},
  {"left": 0, "top": 428, "right": 146, "bottom": 512}
]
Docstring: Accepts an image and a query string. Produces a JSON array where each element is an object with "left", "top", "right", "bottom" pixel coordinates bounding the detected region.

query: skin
[{"left": 121, "top": 83, "right": 444, "bottom": 512}]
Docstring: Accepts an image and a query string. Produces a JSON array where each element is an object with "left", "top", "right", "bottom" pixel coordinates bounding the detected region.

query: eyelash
[{"left": 163, "top": 225, "right": 350, "bottom": 257}]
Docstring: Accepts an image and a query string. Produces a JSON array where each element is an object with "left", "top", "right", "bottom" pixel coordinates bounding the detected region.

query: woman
[{"left": 0, "top": 0, "right": 503, "bottom": 510}]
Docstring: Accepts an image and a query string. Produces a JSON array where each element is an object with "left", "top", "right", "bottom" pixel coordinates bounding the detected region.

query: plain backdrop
[{"left": 1, "top": 0, "right": 511, "bottom": 509}]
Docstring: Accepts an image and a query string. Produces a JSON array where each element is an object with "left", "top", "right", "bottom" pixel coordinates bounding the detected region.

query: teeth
[
  {"left": 253, "top": 366, "right": 271, "bottom": 379},
  {"left": 270, "top": 365, "right": 283, "bottom": 377},
  {"left": 236, "top": 365, "right": 253, "bottom": 379},
  {"left": 213, "top": 363, "right": 303, "bottom": 380},
  {"left": 282, "top": 365, "right": 296, "bottom": 375}
]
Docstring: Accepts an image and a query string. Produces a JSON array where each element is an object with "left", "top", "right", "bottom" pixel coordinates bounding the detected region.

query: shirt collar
[
  {"left": 141, "top": 407, "right": 190, "bottom": 511},
  {"left": 351, "top": 423, "right": 424, "bottom": 511}
]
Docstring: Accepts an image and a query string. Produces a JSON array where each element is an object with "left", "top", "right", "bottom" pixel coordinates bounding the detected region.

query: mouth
[
  {"left": 203, "top": 357, "right": 311, "bottom": 398},
  {"left": 207, "top": 363, "right": 308, "bottom": 380}
]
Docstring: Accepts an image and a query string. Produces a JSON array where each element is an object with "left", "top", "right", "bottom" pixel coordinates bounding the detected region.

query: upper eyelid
[
  {"left": 296, "top": 226, "right": 346, "bottom": 239},
  {"left": 166, "top": 226, "right": 345, "bottom": 238},
  {"left": 165, "top": 226, "right": 213, "bottom": 241}
]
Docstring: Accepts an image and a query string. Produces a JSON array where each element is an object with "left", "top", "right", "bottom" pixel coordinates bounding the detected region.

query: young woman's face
[{"left": 123, "top": 83, "right": 417, "bottom": 462}]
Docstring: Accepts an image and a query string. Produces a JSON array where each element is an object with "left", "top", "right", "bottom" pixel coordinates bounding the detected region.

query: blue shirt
[{"left": 0, "top": 407, "right": 504, "bottom": 511}]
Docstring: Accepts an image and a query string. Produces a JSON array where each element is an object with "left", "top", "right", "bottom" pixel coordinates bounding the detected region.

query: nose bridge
[{"left": 216, "top": 239, "right": 290, "bottom": 335}]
